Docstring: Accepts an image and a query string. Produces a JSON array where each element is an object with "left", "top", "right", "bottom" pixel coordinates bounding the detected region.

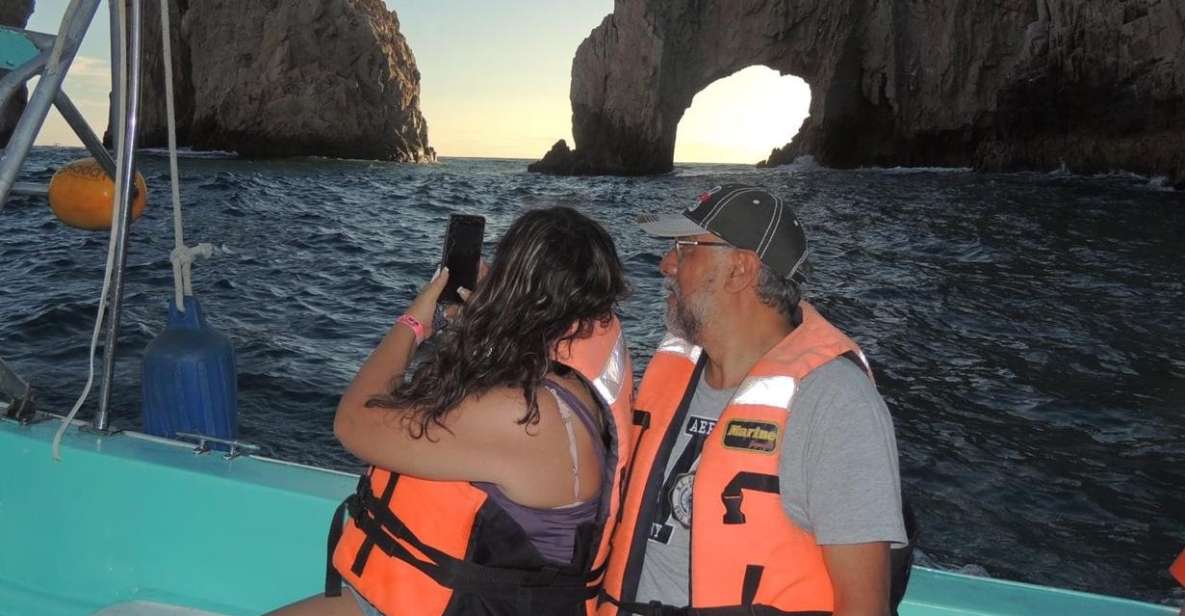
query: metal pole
[
  {"left": 54, "top": 91, "right": 119, "bottom": 180},
  {"left": 95, "top": 0, "right": 142, "bottom": 433},
  {"left": 109, "top": 0, "right": 123, "bottom": 153},
  {"left": 0, "top": 0, "right": 101, "bottom": 210}
]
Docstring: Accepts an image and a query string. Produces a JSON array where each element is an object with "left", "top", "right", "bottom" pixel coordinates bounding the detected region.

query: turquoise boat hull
[{"left": 0, "top": 418, "right": 1174, "bottom": 616}]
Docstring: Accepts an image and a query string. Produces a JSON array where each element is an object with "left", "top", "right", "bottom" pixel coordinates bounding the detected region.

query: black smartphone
[{"left": 439, "top": 214, "right": 485, "bottom": 304}]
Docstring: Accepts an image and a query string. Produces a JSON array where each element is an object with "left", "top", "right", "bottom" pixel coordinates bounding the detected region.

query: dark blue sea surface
[{"left": 2, "top": 147, "right": 1183, "bottom": 605}]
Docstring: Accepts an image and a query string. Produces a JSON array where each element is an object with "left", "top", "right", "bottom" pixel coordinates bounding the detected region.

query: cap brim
[{"left": 636, "top": 213, "right": 709, "bottom": 237}]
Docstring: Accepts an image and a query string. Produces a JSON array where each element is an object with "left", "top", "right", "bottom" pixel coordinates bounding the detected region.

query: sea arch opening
[{"left": 673, "top": 65, "right": 810, "bottom": 165}]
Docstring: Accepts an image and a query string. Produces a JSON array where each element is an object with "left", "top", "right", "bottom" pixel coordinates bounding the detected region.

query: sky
[{"left": 28, "top": 1, "right": 810, "bottom": 164}]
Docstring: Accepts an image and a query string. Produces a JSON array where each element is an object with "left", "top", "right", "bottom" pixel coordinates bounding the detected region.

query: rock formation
[
  {"left": 0, "top": 0, "right": 35, "bottom": 146},
  {"left": 127, "top": 0, "right": 433, "bottom": 162},
  {"left": 103, "top": 0, "right": 194, "bottom": 148},
  {"left": 102, "top": 0, "right": 194, "bottom": 148},
  {"left": 530, "top": 0, "right": 1185, "bottom": 185}
]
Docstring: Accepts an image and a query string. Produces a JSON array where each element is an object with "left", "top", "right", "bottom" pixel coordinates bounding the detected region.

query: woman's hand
[{"left": 405, "top": 267, "right": 450, "bottom": 338}]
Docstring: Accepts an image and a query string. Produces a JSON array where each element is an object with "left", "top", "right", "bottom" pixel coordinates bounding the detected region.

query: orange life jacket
[
  {"left": 599, "top": 303, "right": 871, "bottom": 615},
  {"left": 327, "top": 317, "right": 633, "bottom": 616},
  {"left": 1172, "top": 548, "right": 1185, "bottom": 587}
]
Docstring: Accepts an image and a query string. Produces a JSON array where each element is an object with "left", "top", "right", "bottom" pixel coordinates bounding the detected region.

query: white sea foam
[
  {"left": 1046, "top": 167, "right": 1181, "bottom": 192},
  {"left": 1047, "top": 161, "right": 1073, "bottom": 176},
  {"left": 1144, "top": 176, "right": 1174, "bottom": 191},
  {"left": 748, "top": 155, "right": 820, "bottom": 172},
  {"left": 873, "top": 165, "right": 973, "bottom": 174},
  {"left": 1090, "top": 170, "right": 1179, "bottom": 192},
  {"left": 788, "top": 155, "right": 820, "bottom": 169},
  {"left": 913, "top": 550, "right": 994, "bottom": 579}
]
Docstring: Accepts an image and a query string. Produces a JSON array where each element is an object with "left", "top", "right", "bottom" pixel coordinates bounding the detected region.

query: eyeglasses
[{"left": 673, "top": 239, "right": 731, "bottom": 259}]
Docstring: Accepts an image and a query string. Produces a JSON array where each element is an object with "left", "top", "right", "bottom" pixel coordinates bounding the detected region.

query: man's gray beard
[{"left": 664, "top": 279, "right": 709, "bottom": 343}]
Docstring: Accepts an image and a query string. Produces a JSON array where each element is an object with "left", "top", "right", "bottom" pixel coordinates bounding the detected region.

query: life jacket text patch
[{"left": 722, "top": 419, "right": 778, "bottom": 453}]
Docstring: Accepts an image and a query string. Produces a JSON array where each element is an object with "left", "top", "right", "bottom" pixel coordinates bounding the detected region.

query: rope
[
  {"left": 52, "top": 0, "right": 131, "bottom": 461},
  {"left": 172, "top": 243, "right": 214, "bottom": 299},
  {"left": 160, "top": 0, "right": 210, "bottom": 310}
]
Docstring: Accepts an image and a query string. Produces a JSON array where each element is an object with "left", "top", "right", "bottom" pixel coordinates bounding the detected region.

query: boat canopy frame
[
  {"left": 0, "top": 0, "right": 116, "bottom": 206},
  {"left": 0, "top": 0, "right": 146, "bottom": 436}
]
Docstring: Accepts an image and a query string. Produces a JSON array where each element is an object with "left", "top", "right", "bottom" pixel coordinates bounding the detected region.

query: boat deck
[{"left": 0, "top": 417, "right": 1173, "bottom": 615}]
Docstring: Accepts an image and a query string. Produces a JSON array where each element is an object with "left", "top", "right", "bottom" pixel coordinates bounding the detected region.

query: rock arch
[
  {"left": 532, "top": 0, "right": 854, "bottom": 175},
  {"left": 530, "top": 0, "right": 1185, "bottom": 186}
]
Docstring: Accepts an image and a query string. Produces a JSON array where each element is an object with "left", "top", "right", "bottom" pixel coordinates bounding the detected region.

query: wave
[
  {"left": 1033, "top": 165, "right": 1181, "bottom": 192},
  {"left": 671, "top": 163, "right": 760, "bottom": 177},
  {"left": 1088, "top": 170, "right": 1179, "bottom": 192},
  {"left": 1143, "top": 176, "right": 1177, "bottom": 192},
  {"left": 866, "top": 164, "right": 973, "bottom": 174},
  {"left": 140, "top": 147, "right": 238, "bottom": 160}
]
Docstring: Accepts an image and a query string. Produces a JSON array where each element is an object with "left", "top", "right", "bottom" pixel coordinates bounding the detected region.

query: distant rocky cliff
[
  {"left": 530, "top": 0, "right": 1185, "bottom": 185},
  {"left": 0, "top": 0, "right": 35, "bottom": 145},
  {"left": 133, "top": 0, "right": 194, "bottom": 148},
  {"left": 129, "top": 0, "right": 434, "bottom": 162}
]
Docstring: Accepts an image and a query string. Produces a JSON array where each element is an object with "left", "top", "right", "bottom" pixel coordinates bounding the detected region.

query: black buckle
[
  {"left": 722, "top": 494, "right": 746, "bottom": 524},
  {"left": 345, "top": 493, "right": 363, "bottom": 521},
  {"left": 347, "top": 475, "right": 374, "bottom": 519},
  {"left": 355, "top": 474, "right": 373, "bottom": 498}
]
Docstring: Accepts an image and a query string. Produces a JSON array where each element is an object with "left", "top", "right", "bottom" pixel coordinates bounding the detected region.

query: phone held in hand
[{"left": 440, "top": 214, "right": 485, "bottom": 304}]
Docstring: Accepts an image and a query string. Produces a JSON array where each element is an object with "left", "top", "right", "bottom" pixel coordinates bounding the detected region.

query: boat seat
[{"left": 91, "top": 601, "right": 229, "bottom": 616}]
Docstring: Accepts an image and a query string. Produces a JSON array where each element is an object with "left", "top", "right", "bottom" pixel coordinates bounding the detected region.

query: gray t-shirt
[{"left": 635, "top": 357, "right": 907, "bottom": 606}]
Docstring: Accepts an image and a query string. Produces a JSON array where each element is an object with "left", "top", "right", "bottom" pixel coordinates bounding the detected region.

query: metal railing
[{"left": 94, "top": 0, "right": 144, "bottom": 433}]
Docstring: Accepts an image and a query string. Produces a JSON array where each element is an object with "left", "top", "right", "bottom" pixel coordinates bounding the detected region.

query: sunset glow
[{"left": 673, "top": 66, "right": 811, "bottom": 165}]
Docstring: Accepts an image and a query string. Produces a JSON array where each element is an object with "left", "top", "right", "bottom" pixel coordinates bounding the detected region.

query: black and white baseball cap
[{"left": 637, "top": 184, "right": 808, "bottom": 278}]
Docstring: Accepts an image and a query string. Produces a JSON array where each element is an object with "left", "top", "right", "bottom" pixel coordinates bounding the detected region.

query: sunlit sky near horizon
[{"left": 28, "top": 1, "right": 810, "bottom": 164}]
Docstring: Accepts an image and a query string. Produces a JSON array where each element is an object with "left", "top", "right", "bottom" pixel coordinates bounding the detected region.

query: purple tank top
[{"left": 473, "top": 378, "right": 609, "bottom": 564}]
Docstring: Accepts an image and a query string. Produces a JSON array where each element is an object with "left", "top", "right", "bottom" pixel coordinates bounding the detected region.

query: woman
[{"left": 271, "top": 207, "right": 633, "bottom": 616}]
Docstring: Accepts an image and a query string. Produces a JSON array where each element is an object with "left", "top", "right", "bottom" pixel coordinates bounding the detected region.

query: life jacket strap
[
  {"left": 352, "top": 470, "right": 398, "bottom": 576},
  {"left": 325, "top": 472, "right": 399, "bottom": 598},
  {"left": 324, "top": 497, "right": 348, "bottom": 597},
  {"left": 720, "top": 472, "right": 780, "bottom": 525}
]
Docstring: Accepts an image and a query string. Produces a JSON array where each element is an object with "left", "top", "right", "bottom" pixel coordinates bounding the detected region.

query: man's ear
[{"left": 723, "top": 250, "right": 761, "bottom": 293}]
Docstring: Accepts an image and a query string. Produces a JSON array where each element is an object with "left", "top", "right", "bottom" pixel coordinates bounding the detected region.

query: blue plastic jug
[{"left": 142, "top": 296, "right": 238, "bottom": 441}]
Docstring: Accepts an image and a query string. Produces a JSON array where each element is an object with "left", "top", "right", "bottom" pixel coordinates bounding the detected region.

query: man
[{"left": 599, "top": 185, "right": 909, "bottom": 616}]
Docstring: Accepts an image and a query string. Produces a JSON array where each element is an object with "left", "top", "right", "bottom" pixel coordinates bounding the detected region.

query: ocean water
[{"left": 1, "top": 147, "right": 1183, "bottom": 605}]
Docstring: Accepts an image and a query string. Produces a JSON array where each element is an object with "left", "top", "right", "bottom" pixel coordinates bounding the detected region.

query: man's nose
[{"left": 659, "top": 248, "right": 677, "bottom": 277}]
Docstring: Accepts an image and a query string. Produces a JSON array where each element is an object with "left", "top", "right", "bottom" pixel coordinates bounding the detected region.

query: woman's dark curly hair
[{"left": 368, "top": 206, "right": 628, "bottom": 438}]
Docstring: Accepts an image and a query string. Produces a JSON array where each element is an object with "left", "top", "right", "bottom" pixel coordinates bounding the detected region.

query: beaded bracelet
[{"left": 395, "top": 314, "right": 427, "bottom": 345}]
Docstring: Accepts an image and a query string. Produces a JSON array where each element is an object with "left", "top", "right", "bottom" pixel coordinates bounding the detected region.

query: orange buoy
[{"left": 48, "top": 158, "right": 147, "bottom": 230}]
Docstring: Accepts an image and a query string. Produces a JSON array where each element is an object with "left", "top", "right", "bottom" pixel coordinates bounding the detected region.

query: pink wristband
[{"left": 396, "top": 314, "right": 427, "bottom": 345}]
